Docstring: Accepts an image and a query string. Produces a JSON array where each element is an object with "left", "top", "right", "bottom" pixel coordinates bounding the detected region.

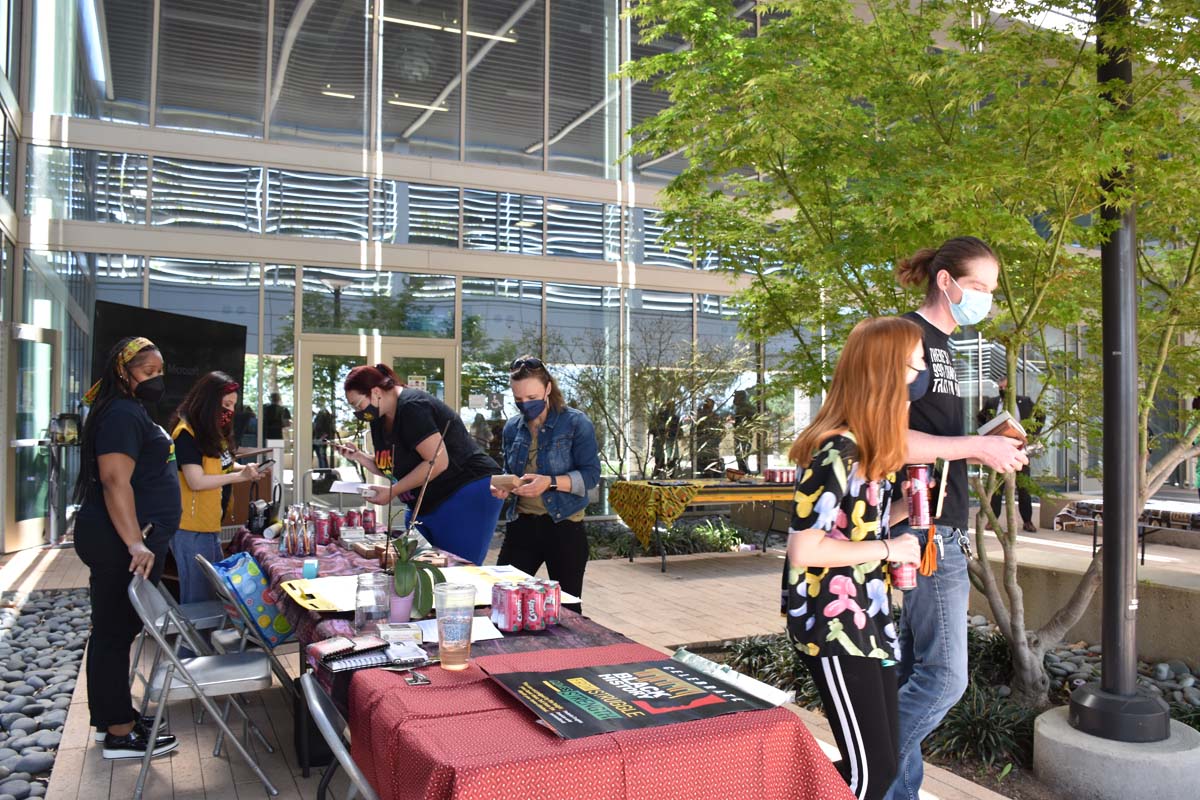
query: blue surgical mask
[
  {"left": 516, "top": 398, "right": 546, "bottom": 421},
  {"left": 908, "top": 368, "right": 930, "bottom": 402},
  {"left": 944, "top": 276, "right": 993, "bottom": 327}
]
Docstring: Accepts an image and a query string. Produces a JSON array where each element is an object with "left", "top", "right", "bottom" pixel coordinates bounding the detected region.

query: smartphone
[{"left": 259, "top": 458, "right": 276, "bottom": 468}]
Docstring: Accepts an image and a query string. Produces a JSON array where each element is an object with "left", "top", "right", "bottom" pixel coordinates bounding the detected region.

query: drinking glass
[
  {"left": 433, "top": 584, "right": 476, "bottom": 671},
  {"left": 354, "top": 573, "right": 390, "bottom": 633}
]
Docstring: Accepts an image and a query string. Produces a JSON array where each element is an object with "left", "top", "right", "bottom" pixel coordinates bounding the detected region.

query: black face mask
[
  {"left": 134, "top": 375, "right": 166, "bottom": 404},
  {"left": 353, "top": 405, "right": 379, "bottom": 422},
  {"left": 908, "top": 368, "right": 930, "bottom": 403}
]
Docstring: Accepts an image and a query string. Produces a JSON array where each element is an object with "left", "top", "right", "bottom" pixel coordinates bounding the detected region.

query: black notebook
[{"left": 321, "top": 641, "right": 429, "bottom": 673}]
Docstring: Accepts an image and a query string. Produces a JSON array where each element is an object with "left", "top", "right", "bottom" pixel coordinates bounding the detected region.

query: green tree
[{"left": 624, "top": 0, "right": 1200, "bottom": 706}]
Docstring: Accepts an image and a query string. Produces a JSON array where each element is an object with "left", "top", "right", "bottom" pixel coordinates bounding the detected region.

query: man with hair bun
[{"left": 884, "top": 236, "right": 1028, "bottom": 800}]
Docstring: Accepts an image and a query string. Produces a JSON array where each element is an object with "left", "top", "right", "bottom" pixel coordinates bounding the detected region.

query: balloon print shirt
[{"left": 786, "top": 433, "right": 899, "bottom": 662}]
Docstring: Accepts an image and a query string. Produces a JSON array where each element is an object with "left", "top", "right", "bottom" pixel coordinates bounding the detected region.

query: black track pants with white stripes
[{"left": 799, "top": 653, "right": 899, "bottom": 800}]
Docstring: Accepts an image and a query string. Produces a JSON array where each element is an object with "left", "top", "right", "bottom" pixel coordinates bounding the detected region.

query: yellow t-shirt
[
  {"left": 515, "top": 428, "right": 584, "bottom": 522},
  {"left": 173, "top": 420, "right": 235, "bottom": 533}
]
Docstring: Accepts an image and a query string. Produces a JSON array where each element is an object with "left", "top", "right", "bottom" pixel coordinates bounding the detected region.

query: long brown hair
[
  {"left": 169, "top": 371, "right": 239, "bottom": 457},
  {"left": 788, "top": 316, "right": 923, "bottom": 481},
  {"left": 895, "top": 236, "right": 997, "bottom": 302}
]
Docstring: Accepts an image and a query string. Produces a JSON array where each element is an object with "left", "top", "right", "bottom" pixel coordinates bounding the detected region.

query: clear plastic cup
[{"left": 433, "top": 583, "right": 476, "bottom": 671}]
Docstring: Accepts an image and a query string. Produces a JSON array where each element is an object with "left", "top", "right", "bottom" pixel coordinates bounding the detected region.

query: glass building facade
[{"left": 0, "top": 1, "right": 1086, "bottom": 551}]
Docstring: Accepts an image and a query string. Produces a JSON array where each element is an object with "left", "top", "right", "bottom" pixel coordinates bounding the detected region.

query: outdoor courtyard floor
[{"left": 0, "top": 536, "right": 1030, "bottom": 800}]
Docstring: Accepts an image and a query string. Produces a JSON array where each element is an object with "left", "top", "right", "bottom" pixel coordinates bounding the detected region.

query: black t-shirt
[
  {"left": 262, "top": 402, "right": 290, "bottom": 439},
  {"left": 904, "top": 311, "right": 969, "bottom": 530},
  {"left": 76, "top": 398, "right": 183, "bottom": 538},
  {"left": 174, "top": 429, "right": 235, "bottom": 516},
  {"left": 369, "top": 388, "right": 499, "bottom": 513}
]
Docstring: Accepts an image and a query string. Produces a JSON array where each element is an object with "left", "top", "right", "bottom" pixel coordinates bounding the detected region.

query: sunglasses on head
[{"left": 510, "top": 357, "right": 545, "bottom": 371}]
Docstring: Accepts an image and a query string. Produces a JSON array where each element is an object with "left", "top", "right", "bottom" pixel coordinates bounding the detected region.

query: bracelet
[{"left": 884, "top": 539, "right": 891, "bottom": 561}]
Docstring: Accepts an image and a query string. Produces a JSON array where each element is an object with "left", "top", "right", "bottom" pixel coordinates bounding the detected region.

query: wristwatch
[{"left": 548, "top": 475, "right": 558, "bottom": 491}]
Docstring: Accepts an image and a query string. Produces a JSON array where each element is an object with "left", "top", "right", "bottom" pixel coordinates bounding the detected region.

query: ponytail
[
  {"left": 896, "top": 236, "right": 998, "bottom": 300},
  {"left": 344, "top": 363, "right": 403, "bottom": 395}
]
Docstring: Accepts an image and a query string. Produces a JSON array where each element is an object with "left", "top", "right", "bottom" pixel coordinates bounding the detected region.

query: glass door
[
  {"left": 5, "top": 324, "right": 60, "bottom": 552},
  {"left": 295, "top": 335, "right": 457, "bottom": 506}
]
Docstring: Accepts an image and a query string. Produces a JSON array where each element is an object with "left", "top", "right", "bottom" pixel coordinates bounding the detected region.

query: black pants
[
  {"left": 800, "top": 653, "right": 899, "bottom": 800},
  {"left": 990, "top": 463, "right": 1033, "bottom": 525},
  {"left": 496, "top": 514, "right": 587, "bottom": 614},
  {"left": 75, "top": 522, "right": 170, "bottom": 729}
]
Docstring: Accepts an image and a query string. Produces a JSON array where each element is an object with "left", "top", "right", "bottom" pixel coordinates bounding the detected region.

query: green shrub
[
  {"left": 586, "top": 517, "right": 747, "bottom": 560},
  {"left": 725, "top": 634, "right": 822, "bottom": 711},
  {"left": 1169, "top": 702, "right": 1200, "bottom": 732},
  {"left": 925, "top": 685, "right": 1036, "bottom": 768},
  {"left": 966, "top": 627, "right": 1013, "bottom": 688}
]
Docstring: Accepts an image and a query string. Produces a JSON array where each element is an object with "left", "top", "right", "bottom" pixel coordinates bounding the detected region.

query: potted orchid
[{"left": 389, "top": 530, "right": 445, "bottom": 621}]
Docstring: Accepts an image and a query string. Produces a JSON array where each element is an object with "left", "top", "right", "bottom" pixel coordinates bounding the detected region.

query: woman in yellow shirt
[{"left": 169, "top": 372, "right": 259, "bottom": 602}]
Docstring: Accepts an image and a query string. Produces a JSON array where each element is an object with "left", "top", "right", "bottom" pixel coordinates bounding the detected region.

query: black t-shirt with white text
[
  {"left": 904, "top": 311, "right": 969, "bottom": 530},
  {"left": 369, "top": 388, "right": 499, "bottom": 514}
]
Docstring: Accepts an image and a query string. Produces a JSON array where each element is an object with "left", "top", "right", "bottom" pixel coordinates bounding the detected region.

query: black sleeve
[
  {"left": 174, "top": 429, "right": 203, "bottom": 467},
  {"left": 398, "top": 398, "right": 441, "bottom": 452},
  {"left": 93, "top": 403, "right": 145, "bottom": 460}
]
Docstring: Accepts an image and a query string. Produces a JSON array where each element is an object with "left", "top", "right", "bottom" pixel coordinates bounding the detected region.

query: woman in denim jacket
[{"left": 491, "top": 356, "right": 601, "bottom": 613}]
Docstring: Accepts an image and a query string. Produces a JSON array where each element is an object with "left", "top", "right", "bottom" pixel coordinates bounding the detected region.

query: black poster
[
  {"left": 91, "top": 301, "right": 247, "bottom": 426},
  {"left": 486, "top": 660, "right": 774, "bottom": 739}
]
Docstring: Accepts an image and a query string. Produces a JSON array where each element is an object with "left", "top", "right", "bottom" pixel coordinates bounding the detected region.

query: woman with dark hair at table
[
  {"left": 72, "top": 337, "right": 180, "bottom": 760},
  {"left": 491, "top": 356, "right": 601, "bottom": 614},
  {"left": 333, "top": 364, "right": 503, "bottom": 564},
  {"left": 169, "top": 371, "right": 260, "bottom": 604}
]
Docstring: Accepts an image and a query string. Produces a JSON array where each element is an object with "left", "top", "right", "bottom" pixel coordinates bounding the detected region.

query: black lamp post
[{"left": 1068, "top": 0, "right": 1170, "bottom": 743}]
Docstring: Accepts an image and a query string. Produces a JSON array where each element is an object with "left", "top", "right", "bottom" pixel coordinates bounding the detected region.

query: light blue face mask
[{"left": 944, "top": 276, "right": 993, "bottom": 327}]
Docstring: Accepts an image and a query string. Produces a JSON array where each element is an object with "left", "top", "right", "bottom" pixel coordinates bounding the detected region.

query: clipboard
[{"left": 279, "top": 574, "right": 361, "bottom": 612}]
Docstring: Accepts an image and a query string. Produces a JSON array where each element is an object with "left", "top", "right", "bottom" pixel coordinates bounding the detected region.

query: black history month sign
[{"left": 486, "top": 660, "right": 776, "bottom": 738}]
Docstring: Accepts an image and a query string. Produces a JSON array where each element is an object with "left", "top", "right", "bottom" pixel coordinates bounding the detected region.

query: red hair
[
  {"left": 344, "top": 364, "right": 403, "bottom": 395},
  {"left": 789, "top": 316, "right": 923, "bottom": 481}
]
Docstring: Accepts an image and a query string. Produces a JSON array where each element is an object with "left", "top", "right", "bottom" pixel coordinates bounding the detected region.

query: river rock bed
[
  {"left": 967, "top": 614, "right": 1200, "bottom": 705},
  {"left": 0, "top": 588, "right": 89, "bottom": 800}
]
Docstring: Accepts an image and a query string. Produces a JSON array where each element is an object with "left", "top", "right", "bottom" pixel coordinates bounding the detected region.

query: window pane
[
  {"left": 0, "top": 237, "right": 10, "bottom": 323},
  {"left": 464, "top": 0, "right": 543, "bottom": 169},
  {"left": 460, "top": 278, "right": 542, "bottom": 461},
  {"left": 300, "top": 267, "right": 455, "bottom": 338},
  {"left": 546, "top": 198, "right": 615, "bottom": 261},
  {"left": 698, "top": 293, "right": 758, "bottom": 473},
  {"left": 266, "top": 169, "right": 370, "bottom": 241},
  {"left": 30, "top": 0, "right": 152, "bottom": 123},
  {"left": 157, "top": 0, "right": 267, "bottom": 136},
  {"left": 464, "top": 189, "right": 543, "bottom": 254},
  {"left": 2, "top": 121, "right": 14, "bottom": 206},
  {"left": 26, "top": 146, "right": 148, "bottom": 224},
  {"left": 379, "top": 0, "right": 461, "bottom": 160},
  {"left": 628, "top": 208, "right": 692, "bottom": 269},
  {"left": 151, "top": 158, "right": 264, "bottom": 233},
  {"left": 545, "top": 283, "right": 620, "bottom": 475},
  {"left": 263, "top": 265, "right": 297, "bottom": 459},
  {"left": 96, "top": 254, "right": 144, "bottom": 309},
  {"left": 373, "top": 181, "right": 460, "bottom": 246},
  {"left": 548, "top": 1, "right": 619, "bottom": 178},
  {"left": 627, "top": 290, "right": 692, "bottom": 477},
  {"left": 148, "top": 259, "right": 261, "bottom": 358},
  {"left": 270, "top": 0, "right": 369, "bottom": 147},
  {"left": 630, "top": 24, "right": 686, "bottom": 183}
]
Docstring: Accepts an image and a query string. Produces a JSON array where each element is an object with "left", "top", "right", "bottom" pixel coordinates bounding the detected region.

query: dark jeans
[
  {"left": 497, "top": 514, "right": 588, "bottom": 614},
  {"left": 990, "top": 463, "right": 1033, "bottom": 525},
  {"left": 75, "top": 522, "right": 170, "bottom": 729}
]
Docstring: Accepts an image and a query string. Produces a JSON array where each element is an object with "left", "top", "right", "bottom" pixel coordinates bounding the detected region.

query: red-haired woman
[
  {"left": 169, "top": 371, "right": 260, "bottom": 604},
  {"left": 785, "top": 316, "right": 925, "bottom": 800},
  {"left": 333, "top": 364, "right": 502, "bottom": 564}
]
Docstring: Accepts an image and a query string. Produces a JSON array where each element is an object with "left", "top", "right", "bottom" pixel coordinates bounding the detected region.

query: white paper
[
  {"left": 440, "top": 565, "right": 582, "bottom": 607},
  {"left": 468, "top": 394, "right": 487, "bottom": 409},
  {"left": 414, "top": 615, "right": 504, "bottom": 644},
  {"left": 329, "top": 480, "right": 372, "bottom": 495},
  {"left": 289, "top": 575, "right": 360, "bottom": 611}
]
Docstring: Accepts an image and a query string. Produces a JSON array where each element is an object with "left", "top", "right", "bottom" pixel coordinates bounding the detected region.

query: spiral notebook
[
  {"left": 308, "top": 634, "right": 389, "bottom": 663},
  {"left": 314, "top": 640, "right": 429, "bottom": 673}
]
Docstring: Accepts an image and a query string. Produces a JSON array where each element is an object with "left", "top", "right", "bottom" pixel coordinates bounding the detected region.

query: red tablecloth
[{"left": 350, "top": 642, "right": 853, "bottom": 800}]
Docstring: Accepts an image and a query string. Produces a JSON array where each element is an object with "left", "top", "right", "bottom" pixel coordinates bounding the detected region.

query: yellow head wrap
[{"left": 83, "top": 337, "right": 157, "bottom": 405}]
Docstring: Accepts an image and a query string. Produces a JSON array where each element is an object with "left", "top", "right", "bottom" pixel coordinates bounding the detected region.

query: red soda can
[
  {"left": 328, "top": 511, "right": 342, "bottom": 540},
  {"left": 345, "top": 509, "right": 361, "bottom": 528},
  {"left": 521, "top": 582, "right": 547, "bottom": 632},
  {"left": 492, "top": 583, "right": 523, "bottom": 633},
  {"left": 891, "top": 561, "right": 918, "bottom": 591},
  {"left": 541, "top": 579, "right": 561, "bottom": 626},
  {"left": 312, "top": 513, "right": 331, "bottom": 546},
  {"left": 361, "top": 508, "right": 377, "bottom": 532},
  {"left": 906, "top": 464, "right": 932, "bottom": 527}
]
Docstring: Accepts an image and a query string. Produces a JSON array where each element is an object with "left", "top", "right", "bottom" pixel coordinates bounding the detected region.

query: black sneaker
[
  {"left": 102, "top": 727, "right": 178, "bottom": 760},
  {"left": 94, "top": 715, "right": 167, "bottom": 742}
]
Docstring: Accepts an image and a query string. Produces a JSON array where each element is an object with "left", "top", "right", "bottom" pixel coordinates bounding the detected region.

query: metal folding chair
[
  {"left": 194, "top": 554, "right": 298, "bottom": 703},
  {"left": 300, "top": 672, "right": 380, "bottom": 800},
  {"left": 127, "top": 574, "right": 280, "bottom": 799}
]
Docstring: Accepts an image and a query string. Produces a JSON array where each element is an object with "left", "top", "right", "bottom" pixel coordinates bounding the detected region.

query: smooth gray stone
[
  {"left": 30, "top": 733, "right": 58, "bottom": 750},
  {"left": 21, "top": 680, "right": 42, "bottom": 693},
  {"left": 3, "top": 723, "right": 31, "bottom": 738},
  {"left": 48, "top": 699, "right": 69, "bottom": 712},
  {"left": 4, "top": 739, "right": 33, "bottom": 753},
  {"left": 34, "top": 713, "right": 64, "bottom": 732},
  {"left": 1153, "top": 662, "right": 1172, "bottom": 681},
  {"left": 0, "top": 769, "right": 7, "bottom": 782},
  {"left": 4, "top": 690, "right": 30, "bottom": 701},
  {"left": 1181, "top": 675, "right": 1196, "bottom": 689},
  {"left": 1184, "top": 686, "right": 1200, "bottom": 705},
  {"left": 1045, "top": 652, "right": 1061, "bottom": 663},
  {"left": 0, "top": 780, "right": 29, "bottom": 799},
  {"left": 997, "top": 685, "right": 1012, "bottom": 697},
  {"left": 1168, "top": 659, "right": 1192, "bottom": 677},
  {"left": 26, "top": 784, "right": 43, "bottom": 797},
  {"left": 0, "top": 703, "right": 24, "bottom": 717},
  {"left": 0, "top": 751, "right": 14, "bottom": 763},
  {"left": 10, "top": 754, "right": 50, "bottom": 777}
]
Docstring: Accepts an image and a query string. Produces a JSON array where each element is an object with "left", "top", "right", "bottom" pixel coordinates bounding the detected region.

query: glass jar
[{"left": 354, "top": 573, "right": 390, "bottom": 633}]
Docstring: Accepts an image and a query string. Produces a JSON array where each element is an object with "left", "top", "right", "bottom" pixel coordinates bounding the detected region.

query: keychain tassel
[{"left": 919, "top": 524, "right": 939, "bottom": 576}]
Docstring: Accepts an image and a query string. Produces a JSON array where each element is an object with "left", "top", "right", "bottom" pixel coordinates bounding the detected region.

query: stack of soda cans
[{"left": 491, "top": 578, "right": 561, "bottom": 633}]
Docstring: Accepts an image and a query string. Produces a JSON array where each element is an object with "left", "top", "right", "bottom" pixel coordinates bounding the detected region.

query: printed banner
[{"left": 486, "top": 660, "right": 774, "bottom": 738}]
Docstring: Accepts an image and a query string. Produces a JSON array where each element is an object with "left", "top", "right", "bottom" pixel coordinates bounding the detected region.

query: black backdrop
[{"left": 91, "top": 300, "right": 248, "bottom": 426}]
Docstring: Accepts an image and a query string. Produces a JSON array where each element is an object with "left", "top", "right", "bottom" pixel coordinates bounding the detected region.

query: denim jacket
[{"left": 501, "top": 406, "right": 601, "bottom": 523}]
